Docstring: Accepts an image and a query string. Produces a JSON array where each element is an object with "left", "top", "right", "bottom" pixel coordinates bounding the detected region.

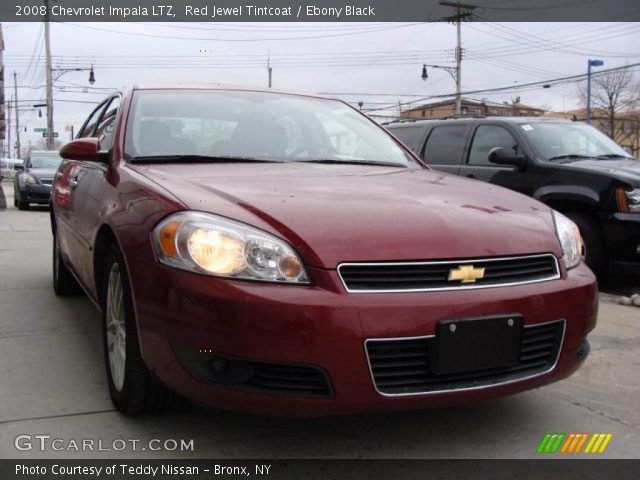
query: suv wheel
[
  {"left": 102, "top": 244, "right": 175, "bottom": 415},
  {"left": 566, "top": 213, "right": 607, "bottom": 278}
]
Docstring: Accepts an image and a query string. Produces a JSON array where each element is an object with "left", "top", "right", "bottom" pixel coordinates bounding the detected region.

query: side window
[
  {"left": 77, "top": 100, "right": 109, "bottom": 138},
  {"left": 422, "top": 125, "right": 467, "bottom": 165},
  {"left": 468, "top": 125, "right": 519, "bottom": 166},
  {"left": 95, "top": 96, "right": 122, "bottom": 150},
  {"left": 389, "top": 126, "right": 425, "bottom": 151}
]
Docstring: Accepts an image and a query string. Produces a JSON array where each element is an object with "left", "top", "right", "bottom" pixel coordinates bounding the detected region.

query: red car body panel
[
  {"left": 131, "top": 163, "right": 563, "bottom": 268},
  {"left": 51, "top": 86, "right": 598, "bottom": 417}
]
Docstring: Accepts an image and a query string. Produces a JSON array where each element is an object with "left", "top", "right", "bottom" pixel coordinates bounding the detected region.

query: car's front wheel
[
  {"left": 16, "top": 192, "right": 28, "bottom": 210},
  {"left": 52, "top": 233, "right": 81, "bottom": 296},
  {"left": 102, "top": 244, "right": 175, "bottom": 415}
]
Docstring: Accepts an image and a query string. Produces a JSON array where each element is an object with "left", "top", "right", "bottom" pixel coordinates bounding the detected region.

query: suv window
[
  {"left": 391, "top": 126, "right": 425, "bottom": 149},
  {"left": 468, "top": 125, "right": 519, "bottom": 166},
  {"left": 422, "top": 125, "right": 467, "bottom": 165}
]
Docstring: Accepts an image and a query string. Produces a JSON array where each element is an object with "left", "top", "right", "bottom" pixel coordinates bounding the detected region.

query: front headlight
[
  {"left": 552, "top": 211, "right": 583, "bottom": 269},
  {"left": 22, "top": 173, "right": 37, "bottom": 185},
  {"left": 152, "top": 211, "right": 310, "bottom": 284},
  {"left": 616, "top": 187, "right": 640, "bottom": 213}
]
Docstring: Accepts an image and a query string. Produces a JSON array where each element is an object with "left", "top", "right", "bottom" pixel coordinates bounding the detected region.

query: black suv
[{"left": 386, "top": 117, "right": 640, "bottom": 277}]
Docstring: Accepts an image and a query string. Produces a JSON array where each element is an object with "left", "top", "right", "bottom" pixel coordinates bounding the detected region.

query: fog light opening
[{"left": 209, "top": 356, "right": 229, "bottom": 374}]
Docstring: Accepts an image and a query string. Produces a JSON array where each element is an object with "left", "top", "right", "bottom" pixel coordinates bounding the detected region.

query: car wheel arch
[
  {"left": 540, "top": 196, "right": 608, "bottom": 277},
  {"left": 93, "top": 224, "right": 148, "bottom": 358}
]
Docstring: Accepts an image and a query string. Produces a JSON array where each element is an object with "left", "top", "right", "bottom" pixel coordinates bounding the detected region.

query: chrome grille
[
  {"left": 365, "top": 319, "right": 565, "bottom": 396},
  {"left": 338, "top": 254, "right": 560, "bottom": 293}
]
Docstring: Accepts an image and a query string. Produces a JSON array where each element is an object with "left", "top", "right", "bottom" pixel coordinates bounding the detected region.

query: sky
[{"left": 2, "top": 21, "right": 640, "bottom": 152}]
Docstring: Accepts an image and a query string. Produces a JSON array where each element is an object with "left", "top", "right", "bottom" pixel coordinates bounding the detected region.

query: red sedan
[{"left": 51, "top": 85, "right": 597, "bottom": 417}]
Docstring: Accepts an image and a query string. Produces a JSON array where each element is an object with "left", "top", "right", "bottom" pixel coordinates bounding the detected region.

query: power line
[
  {"left": 363, "top": 62, "right": 640, "bottom": 113},
  {"left": 62, "top": 22, "right": 424, "bottom": 42}
]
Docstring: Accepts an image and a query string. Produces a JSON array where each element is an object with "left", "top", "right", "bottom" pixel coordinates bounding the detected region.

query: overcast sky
[{"left": 2, "top": 21, "right": 639, "bottom": 150}]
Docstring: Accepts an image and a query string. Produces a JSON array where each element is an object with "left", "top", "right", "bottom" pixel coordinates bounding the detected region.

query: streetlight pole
[
  {"left": 44, "top": 0, "right": 54, "bottom": 150},
  {"left": 586, "top": 59, "right": 604, "bottom": 125},
  {"left": 455, "top": 17, "right": 462, "bottom": 115},
  {"left": 43, "top": 0, "right": 94, "bottom": 150},
  {"left": 13, "top": 71, "right": 20, "bottom": 157},
  {"left": 438, "top": 2, "right": 476, "bottom": 115}
]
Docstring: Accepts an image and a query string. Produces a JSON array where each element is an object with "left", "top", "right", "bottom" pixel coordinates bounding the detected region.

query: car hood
[
  {"left": 563, "top": 158, "right": 640, "bottom": 184},
  {"left": 26, "top": 168, "right": 58, "bottom": 178},
  {"left": 131, "top": 163, "right": 562, "bottom": 269}
]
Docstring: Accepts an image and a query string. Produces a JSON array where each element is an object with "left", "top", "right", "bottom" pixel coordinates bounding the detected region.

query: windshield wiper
[
  {"left": 129, "top": 155, "right": 284, "bottom": 164},
  {"left": 595, "top": 153, "right": 634, "bottom": 160},
  {"left": 297, "top": 159, "right": 407, "bottom": 168},
  {"left": 546, "top": 154, "right": 600, "bottom": 161}
]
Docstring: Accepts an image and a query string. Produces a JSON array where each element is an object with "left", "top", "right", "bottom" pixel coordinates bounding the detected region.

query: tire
[
  {"left": 17, "top": 197, "right": 29, "bottom": 210},
  {"left": 566, "top": 213, "right": 607, "bottom": 278},
  {"left": 101, "top": 244, "right": 175, "bottom": 415},
  {"left": 52, "top": 233, "right": 81, "bottom": 296}
]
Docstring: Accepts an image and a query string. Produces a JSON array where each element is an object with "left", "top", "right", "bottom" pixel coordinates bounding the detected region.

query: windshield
[
  {"left": 522, "top": 122, "right": 633, "bottom": 161},
  {"left": 124, "top": 90, "right": 414, "bottom": 167},
  {"left": 28, "top": 153, "right": 62, "bottom": 169}
]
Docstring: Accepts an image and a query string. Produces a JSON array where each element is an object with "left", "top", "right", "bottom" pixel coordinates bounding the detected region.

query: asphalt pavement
[{"left": 0, "top": 180, "right": 638, "bottom": 459}]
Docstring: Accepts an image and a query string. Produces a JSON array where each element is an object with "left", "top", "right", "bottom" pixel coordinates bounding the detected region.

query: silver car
[{"left": 0, "top": 158, "right": 24, "bottom": 181}]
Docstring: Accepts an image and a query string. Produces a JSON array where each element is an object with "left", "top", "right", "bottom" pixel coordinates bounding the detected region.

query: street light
[
  {"left": 587, "top": 59, "right": 604, "bottom": 125},
  {"left": 52, "top": 65, "right": 96, "bottom": 84},
  {"left": 45, "top": 65, "right": 96, "bottom": 149},
  {"left": 421, "top": 63, "right": 460, "bottom": 114}
]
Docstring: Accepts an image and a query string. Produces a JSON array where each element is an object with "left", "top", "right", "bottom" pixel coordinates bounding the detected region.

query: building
[{"left": 400, "top": 97, "right": 545, "bottom": 120}]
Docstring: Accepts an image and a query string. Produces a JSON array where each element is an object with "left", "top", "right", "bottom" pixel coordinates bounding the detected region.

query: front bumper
[
  {"left": 18, "top": 183, "right": 52, "bottom": 205},
  {"left": 127, "top": 257, "right": 598, "bottom": 417}
]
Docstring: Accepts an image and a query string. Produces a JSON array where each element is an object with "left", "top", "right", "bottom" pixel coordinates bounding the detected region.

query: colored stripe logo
[{"left": 537, "top": 433, "right": 613, "bottom": 454}]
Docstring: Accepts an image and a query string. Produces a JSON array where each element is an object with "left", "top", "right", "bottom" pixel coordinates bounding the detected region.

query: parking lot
[{"left": 0, "top": 180, "right": 638, "bottom": 459}]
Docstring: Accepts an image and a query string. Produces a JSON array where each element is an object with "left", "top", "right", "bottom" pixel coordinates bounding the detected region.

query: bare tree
[{"left": 577, "top": 68, "right": 640, "bottom": 142}]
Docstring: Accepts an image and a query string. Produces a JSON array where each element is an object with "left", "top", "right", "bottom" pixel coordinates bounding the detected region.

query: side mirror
[
  {"left": 59, "top": 138, "right": 108, "bottom": 163},
  {"left": 488, "top": 147, "right": 527, "bottom": 170}
]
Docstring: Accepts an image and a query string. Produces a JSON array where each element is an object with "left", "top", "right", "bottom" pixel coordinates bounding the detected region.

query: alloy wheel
[{"left": 106, "top": 263, "right": 126, "bottom": 392}]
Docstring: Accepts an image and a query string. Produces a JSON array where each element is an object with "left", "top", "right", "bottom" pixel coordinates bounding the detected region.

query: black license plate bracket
[{"left": 430, "top": 315, "right": 523, "bottom": 375}]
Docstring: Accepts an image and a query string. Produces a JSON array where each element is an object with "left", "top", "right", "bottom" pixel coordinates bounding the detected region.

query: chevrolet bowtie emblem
[{"left": 448, "top": 265, "right": 485, "bottom": 283}]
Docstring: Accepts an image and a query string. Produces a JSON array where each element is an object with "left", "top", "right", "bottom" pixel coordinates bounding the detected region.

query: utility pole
[
  {"left": 44, "top": 0, "right": 54, "bottom": 149},
  {"left": 439, "top": 2, "right": 476, "bottom": 115},
  {"left": 6, "top": 97, "right": 11, "bottom": 158},
  {"left": 267, "top": 50, "right": 272, "bottom": 88},
  {"left": 13, "top": 71, "right": 20, "bottom": 157},
  {"left": 455, "top": 18, "right": 462, "bottom": 115}
]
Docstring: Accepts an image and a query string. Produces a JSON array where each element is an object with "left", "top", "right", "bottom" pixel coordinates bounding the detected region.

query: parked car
[
  {"left": 51, "top": 86, "right": 596, "bottom": 417},
  {"left": 386, "top": 117, "right": 640, "bottom": 277},
  {"left": 14, "top": 150, "right": 62, "bottom": 210},
  {"left": 1, "top": 158, "right": 23, "bottom": 181}
]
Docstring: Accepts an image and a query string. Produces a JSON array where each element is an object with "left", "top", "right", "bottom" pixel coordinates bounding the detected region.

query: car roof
[
  {"left": 29, "top": 150, "right": 60, "bottom": 154},
  {"left": 121, "top": 83, "right": 332, "bottom": 101},
  {"left": 386, "top": 116, "right": 575, "bottom": 127}
]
